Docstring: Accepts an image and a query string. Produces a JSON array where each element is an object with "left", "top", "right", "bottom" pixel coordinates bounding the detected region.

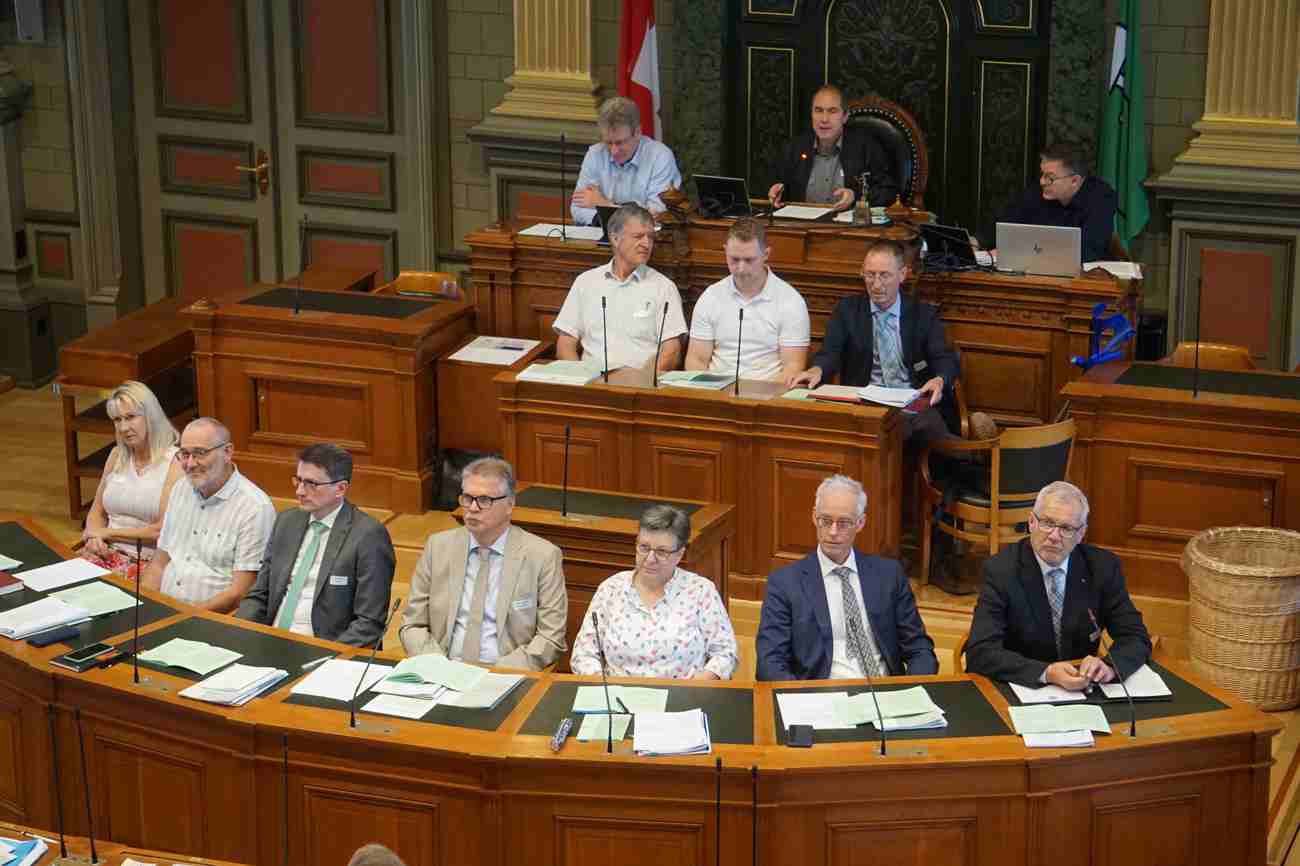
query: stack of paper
[
  {"left": 13, "top": 558, "right": 108, "bottom": 591},
  {"left": 858, "top": 385, "right": 921, "bottom": 408},
  {"left": 361, "top": 694, "right": 439, "bottom": 720},
  {"left": 1100, "top": 664, "right": 1172, "bottom": 699},
  {"left": 291, "top": 658, "right": 393, "bottom": 702},
  {"left": 387, "top": 655, "right": 487, "bottom": 693},
  {"left": 517, "top": 360, "right": 600, "bottom": 386},
  {"left": 772, "top": 205, "right": 833, "bottom": 220},
  {"left": 573, "top": 684, "right": 668, "bottom": 714},
  {"left": 577, "top": 713, "right": 632, "bottom": 742},
  {"left": 449, "top": 336, "right": 540, "bottom": 366},
  {"left": 179, "top": 663, "right": 287, "bottom": 706},
  {"left": 137, "top": 638, "right": 242, "bottom": 675},
  {"left": 0, "top": 596, "right": 90, "bottom": 639},
  {"left": 633, "top": 709, "right": 711, "bottom": 756},
  {"left": 658, "top": 370, "right": 736, "bottom": 390},
  {"left": 833, "top": 686, "right": 948, "bottom": 731},
  {"left": 441, "top": 672, "right": 525, "bottom": 709},
  {"left": 0, "top": 836, "right": 47, "bottom": 866},
  {"left": 1009, "top": 682, "right": 1087, "bottom": 704},
  {"left": 517, "top": 223, "right": 604, "bottom": 241},
  {"left": 50, "top": 580, "right": 139, "bottom": 616},
  {"left": 777, "top": 691, "right": 850, "bottom": 729},
  {"left": 1009, "top": 704, "right": 1109, "bottom": 748}
]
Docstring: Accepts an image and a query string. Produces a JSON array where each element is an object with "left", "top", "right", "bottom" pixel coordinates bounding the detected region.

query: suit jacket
[
  {"left": 398, "top": 524, "right": 567, "bottom": 671},
  {"left": 966, "top": 539, "right": 1152, "bottom": 687},
  {"left": 755, "top": 549, "right": 938, "bottom": 680},
  {"left": 236, "top": 501, "right": 395, "bottom": 647},
  {"left": 773, "top": 127, "right": 899, "bottom": 208}
]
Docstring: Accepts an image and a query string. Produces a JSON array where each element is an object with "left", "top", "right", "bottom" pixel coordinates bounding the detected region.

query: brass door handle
[{"left": 236, "top": 149, "right": 271, "bottom": 195}]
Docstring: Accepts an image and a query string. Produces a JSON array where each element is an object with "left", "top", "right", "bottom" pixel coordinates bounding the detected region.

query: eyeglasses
[
  {"left": 860, "top": 270, "right": 898, "bottom": 284},
  {"left": 292, "top": 475, "right": 346, "bottom": 490},
  {"left": 636, "top": 543, "right": 683, "bottom": 559},
  {"left": 174, "top": 442, "right": 229, "bottom": 462},
  {"left": 459, "top": 492, "right": 511, "bottom": 510},
  {"left": 1040, "top": 172, "right": 1077, "bottom": 184},
  {"left": 815, "top": 515, "right": 859, "bottom": 532},
  {"left": 1033, "top": 513, "right": 1084, "bottom": 536}
]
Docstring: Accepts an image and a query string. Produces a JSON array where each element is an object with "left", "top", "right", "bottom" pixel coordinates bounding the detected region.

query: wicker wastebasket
[{"left": 1183, "top": 526, "right": 1300, "bottom": 710}]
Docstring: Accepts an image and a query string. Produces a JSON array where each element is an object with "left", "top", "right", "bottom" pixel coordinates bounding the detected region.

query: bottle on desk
[{"left": 854, "top": 172, "right": 872, "bottom": 226}]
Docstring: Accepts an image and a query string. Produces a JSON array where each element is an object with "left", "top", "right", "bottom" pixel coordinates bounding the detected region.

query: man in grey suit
[
  {"left": 399, "top": 457, "right": 567, "bottom": 671},
  {"left": 237, "top": 443, "right": 395, "bottom": 647}
]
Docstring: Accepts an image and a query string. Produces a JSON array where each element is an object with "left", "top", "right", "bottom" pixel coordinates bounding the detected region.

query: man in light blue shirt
[{"left": 571, "top": 96, "right": 682, "bottom": 226}]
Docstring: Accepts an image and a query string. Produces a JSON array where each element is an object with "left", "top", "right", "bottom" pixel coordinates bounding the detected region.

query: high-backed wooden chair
[
  {"left": 918, "top": 418, "right": 1076, "bottom": 585},
  {"left": 845, "top": 95, "right": 929, "bottom": 209},
  {"left": 728, "top": 597, "right": 762, "bottom": 682},
  {"left": 1163, "top": 341, "right": 1256, "bottom": 370}
]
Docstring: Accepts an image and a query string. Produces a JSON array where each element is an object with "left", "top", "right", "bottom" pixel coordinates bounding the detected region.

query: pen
[{"left": 301, "top": 655, "right": 332, "bottom": 671}]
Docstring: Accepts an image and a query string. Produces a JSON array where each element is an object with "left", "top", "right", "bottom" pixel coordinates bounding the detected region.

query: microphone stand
[
  {"left": 861, "top": 662, "right": 888, "bottom": 756},
  {"left": 348, "top": 598, "right": 403, "bottom": 730},
  {"left": 714, "top": 757, "right": 722, "bottom": 866},
  {"left": 293, "top": 213, "right": 308, "bottom": 316},
  {"left": 751, "top": 765, "right": 759, "bottom": 866},
  {"left": 45, "top": 705, "right": 71, "bottom": 865},
  {"left": 1192, "top": 276, "right": 1203, "bottom": 398},
  {"left": 590, "top": 611, "right": 630, "bottom": 753},
  {"left": 651, "top": 301, "right": 669, "bottom": 388},
  {"left": 1090, "top": 609, "right": 1137, "bottom": 737},
  {"left": 282, "top": 734, "right": 290, "bottom": 866},
  {"left": 132, "top": 538, "right": 142, "bottom": 684},
  {"left": 601, "top": 296, "right": 610, "bottom": 383},
  {"left": 560, "top": 132, "right": 568, "bottom": 241},
  {"left": 734, "top": 308, "right": 744, "bottom": 397},
  {"left": 560, "top": 424, "right": 571, "bottom": 517},
  {"left": 73, "top": 709, "right": 99, "bottom": 864}
]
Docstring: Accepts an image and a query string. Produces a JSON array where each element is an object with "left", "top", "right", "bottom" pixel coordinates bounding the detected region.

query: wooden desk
[
  {"left": 436, "top": 334, "right": 551, "bottom": 454},
  {"left": 495, "top": 368, "right": 902, "bottom": 598},
  {"left": 184, "top": 284, "right": 473, "bottom": 512},
  {"left": 0, "top": 513, "right": 1280, "bottom": 866},
  {"left": 0, "top": 823, "right": 253, "bottom": 866}
]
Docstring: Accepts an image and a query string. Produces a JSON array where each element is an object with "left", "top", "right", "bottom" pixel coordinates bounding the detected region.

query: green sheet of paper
[
  {"left": 1009, "top": 703, "right": 1111, "bottom": 735},
  {"left": 572, "top": 685, "right": 669, "bottom": 714},
  {"left": 780, "top": 388, "right": 813, "bottom": 400},
  {"left": 576, "top": 713, "right": 632, "bottom": 742},
  {"left": 387, "top": 654, "right": 487, "bottom": 693},
  {"left": 137, "top": 638, "right": 242, "bottom": 676},
  {"left": 50, "top": 580, "right": 139, "bottom": 617},
  {"left": 833, "top": 686, "right": 940, "bottom": 726}
]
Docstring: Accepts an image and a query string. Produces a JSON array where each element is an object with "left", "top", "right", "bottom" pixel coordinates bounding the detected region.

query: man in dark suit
[
  {"left": 787, "top": 239, "right": 961, "bottom": 443},
  {"left": 237, "top": 443, "right": 395, "bottom": 647},
  {"left": 767, "top": 84, "right": 899, "bottom": 211},
  {"left": 966, "top": 481, "right": 1151, "bottom": 689},
  {"left": 994, "top": 144, "right": 1117, "bottom": 263},
  {"left": 756, "top": 474, "right": 937, "bottom": 680}
]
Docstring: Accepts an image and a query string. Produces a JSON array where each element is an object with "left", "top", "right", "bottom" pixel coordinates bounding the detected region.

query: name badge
[
  {"left": 329, "top": 574, "right": 350, "bottom": 587},
  {"left": 512, "top": 596, "right": 535, "bottom": 611},
  {"left": 913, "top": 360, "right": 928, "bottom": 372}
]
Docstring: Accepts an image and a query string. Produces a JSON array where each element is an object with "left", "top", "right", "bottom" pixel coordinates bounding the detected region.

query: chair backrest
[
  {"left": 728, "top": 597, "right": 762, "bottom": 682},
  {"left": 845, "top": 96, "right": 929, "bottom": 208},
  {"left": 1165, "top": 341, "right": 1255, "bottom": 370},
  {"left": 993, "top": 417, "right": 1076, "bottom": 507}
]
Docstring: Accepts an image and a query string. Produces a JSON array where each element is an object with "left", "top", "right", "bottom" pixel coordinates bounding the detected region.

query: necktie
[
  {"left": 276, "top": 521, "right": 326, "bottom": 630},
  {"left": 461, "top": 546, "right": 493, "bottom": 663},
  {"left": 1046, "top": 567, "right": 1065, "bottom": 657},
  {"left": 872, "top": 311, "right": 904, "bottom": 387},
  {"left": 834, "top": 566, "right": 884, "bottom": 678}
]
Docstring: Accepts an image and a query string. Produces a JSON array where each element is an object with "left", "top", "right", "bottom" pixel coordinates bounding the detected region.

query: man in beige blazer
[{"left": 399, "top": 457, "right": 567, "bottom": 670}]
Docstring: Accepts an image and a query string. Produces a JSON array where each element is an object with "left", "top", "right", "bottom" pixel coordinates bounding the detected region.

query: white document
[
  {"left": 516, "top": 360, "right": 600, "bottom": 386},
  {"left": 387, "top": 655, "right": 486, "bottom": 692},
  {"left": 833, "top": 686, "right": 942, "bottom": 727},
  {"left": 14, "top": 558, "right": 109, "bottom": 592},
  {"left": 832, "top": 209, "right": 888, "bottom": 224},
  {"left": 517, "top": 223, "right": 605, "bottom": 241},
  {"left": 872, "top": 710, "right": 948, "bottom": 731},
  {"left": 772, "top": 205, "right": 833, "bottom": 221},
  {"left": 633, "top": 709, "right": 711, "bottom": 756},
  {"left": 369, "top": 679, "right": 447, "bottom": 701},
  {"left": 858, "top": 385, "right": 921, "bottom": 407},
  {"left": 179, "top": 664, "right": 287, "bottom": 706},
  {"left": 50, "top": 580, "right": 139, "bottom": 617},
  {"left": 577, "top": 713, "right": 632, "bottom": 742},
  {"left": 0, "top": 597, "right": 90, "bottom": 640},
  {"left": 1022, "top": 730, "right": 1095, "bottom": 748},
  {"left": 1084, "top": 260, "right": 1143, "bottom": 280},
  {"left": 975, "top": 250, "right": 995, "bottom": 267},
  {"left": 441, "top": 672, "right": 524, "bottom": 709},
  {"left": 1099, "top": 664, "right": 1172, "bottom": 699},
  {"left": 361, "top": 694, "right": 439, "bottom": 720},
  {"left": 290, "top": 658, "right": 393, "bottom": 702},
  {"left": 1009, "top": 682, "right": 1088, "bottom": 704},
  {"left": 1009, "top": 703, "right": 1111, "bottom": 735},
  {"left": 137, "top": 638, "right": 242, "bottom": 676},
  {"left": 449, "top": 336, "right": 540, "bottom": 366},
  {"left": 777, "top": 691, "right": 852, "bottom": 730},
  {"left": 658, "top": 370, "right": 736, "bottom": 390},
  {"left": 121, "top": 859, "right": 157, "bottom": 866},
  {"left": 0, "top": 554, "right": 21, "bottom": 570},
  {"left": 573, "top": 685, "right": 668, "bottom": 715}
]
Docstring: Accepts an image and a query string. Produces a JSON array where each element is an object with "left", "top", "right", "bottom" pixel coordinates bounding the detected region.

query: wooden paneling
[
  {"left": 1124, "top": 457, "right": 1279, "bottom": 545},
  {"left": 151, "top": 0, "right": 250, "bottom": 121},
  {"left": 0, "top": 701, "right": 24, "bottom": 823},
  {"left": 306, "top": 225, "right": 397, "bottom": 282},
  {"left": 1091, "top": 794, "right": 1198, "bottom": 866},
  {"left": 163, "top": 212, "right": 258, "bottom": 301},
  {"left": 34, "top": 230, "right": 73, "bottom": 280},
  {"left": 828, "top": 818, "right": 976, "bottom": 866},
  {"left": 298, "top": 147, "right": 396, "bottom": 211},
  {"left": 301, "top": 785, "right": 439, "bottom": 866},
  {"left": 292, "top": 0, "right": 392, "bottom": 132},
  {"left": 159, "top": 136, "right": 255, "bottom": 200},
  {"left": 555, "top": 816, "right": 705, "bottom": 866},
  {"left": 99, "top": 734, "right": 207, "bottom": 854},
  {"left": 249, "top": 371, "right": 373, "bottom": 453},
  {"left": 1200, "top": 248, "right": 1274, "bottom": 361}
]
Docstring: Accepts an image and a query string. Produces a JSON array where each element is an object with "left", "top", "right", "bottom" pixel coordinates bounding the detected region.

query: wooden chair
[
  {"left": 845, "top": 95, "right": 930, "bottom": 209},
  {"left": 729, "top": 597, "right": 763, "bottom": 682},
  {"left": 918, "top": 418, "right": 1076, "bottom": 586},
  {"left": 1163, "top": 341, "right": 1256, "bottom": 370}
]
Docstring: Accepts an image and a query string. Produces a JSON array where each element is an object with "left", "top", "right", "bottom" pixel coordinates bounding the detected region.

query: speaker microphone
[
  {"left": 734, "top": 308, "right": 744, "bottom": 397},
  {"left": 349, "top": 598, "right": 403, "bottom": 729},
  {"left": 601, "top": 296, "right": 610, "bottom": 383},
  {"left": 45, "top": 705, "right": 70, "bottom": 863},
  {"left": 72, "top": 708, "right": 99, "bottom": 864},
  {"left": 560, "top": 424, "right": 571, "bottom": 518},
  {"left": 560, "top": 132, "right": 569, "bottom": 242},
  {"left": 651, "top": 301, "right": 669, "bottom": 388}
]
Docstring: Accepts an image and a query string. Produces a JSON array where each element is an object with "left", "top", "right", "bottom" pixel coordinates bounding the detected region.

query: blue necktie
[
  {"left": 1046, "top": 567, "right": 1065, "bottom": 657},
  {"left": 872, "top": 310, "right": 905, "bottom": 387}
]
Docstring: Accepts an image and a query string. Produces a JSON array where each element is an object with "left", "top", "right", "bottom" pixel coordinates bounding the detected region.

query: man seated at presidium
[
  {"left": 571, "top": 95, "right": 681, "bottom": 226},
  {"left": 142, "top": 417, "right": 275, "bottom": 612},
  {"left": 787, "top": 239, "right": 960, "bottom": 444},
  {"left": 570, "top": 505, "right": 738, "bottom": 680},
  {"left": 966, "top": 481, "right": 1152, "bottom": 689},
  {"left": 994, "top": 145, "right": 1117, "bottom": 264},
  {"left": 756, "top": 475, "right": 938, "bottom": 680},
  {"left": 236, "top": 443, "right": 396, "bottom": 647},
  {"left": 399, "top": 457, "right": 567, "bottom": 671},
  {"left": 554, "top": 203, "right": 687, "bottom": 373},
  {"left": 685, "top": 218, "right": 810, "bottom": 381},
  {"left": 768, "top": 84, "right": 899, "bottom": 212}
]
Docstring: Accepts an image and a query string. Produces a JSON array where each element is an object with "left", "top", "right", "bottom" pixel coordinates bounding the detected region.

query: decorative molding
[
  {"left": 297, "top": 146, "right": 396, "bottom": 212},
  {"left": 159, "top": 135, "right": 255, "bottom": 200},
  {"left": 292, "top": 0, "right": 392, "bottom": 133},
  {"left": 404, "top": 0, "right": 435, "bottom": 266},
  {"left": 162, "top": 210, "right": 259, "bottom": 299},
  {"left": 305, "top": 222, "right": 398, "bottom": 282},
  {"left": 150, "top": 0, "right": 251, "bottom": 122},
  {"left": 491, "top": 0, "right": 600, "bottom": 122},
  {"left": 34, "top": 230, "right": 74, "bottom": 280},
  {"left": 746, "top": 46, "right": 795, "bottom": 188}
]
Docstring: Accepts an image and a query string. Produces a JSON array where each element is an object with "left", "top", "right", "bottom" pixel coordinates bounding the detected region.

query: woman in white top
[{"left": 81, "top": 380, "right": 183, "bottom": 577}]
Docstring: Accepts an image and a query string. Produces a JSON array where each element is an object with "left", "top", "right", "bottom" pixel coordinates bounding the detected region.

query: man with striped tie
[
  {"left": 966, "top": 482, "right": 1151, "bottom": 689},
  {"left": 236, "top": 443, "right": 395, "bottom": 646}
]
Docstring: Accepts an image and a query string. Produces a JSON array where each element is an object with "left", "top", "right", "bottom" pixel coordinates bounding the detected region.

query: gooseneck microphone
[
  {"left": 714, "top": 757, "right": 723, "bottom": 866},
  {"left": 282, "top": 734, "right": 290, "bottom": 866},
  {"left": 349, "top": 598, "right": 403, "bottom": 728},
  {"left": 132, "top": 537, "right": 143, "bottom": 684},
  {"left": 73, "top": 708, "right": 98, "bottom": 864},
  {"left": 651, "top": 301, "right": 669, "bottom": 388},
  {"left": 559, "top": 132, "right": 568, "bottom": 242},
  {"left": 751, "top": 765, "right": 759, "bottom": 866},
  {"left": 294, "top": 213, "right": 309, "bottom": 316},
  {"left": 1089, "top": 608, "right": 1137, "bottom": 737},
  {"left": 592, "top": 610, "right": 616, "bottom": 754},
  {"left": 862, "top": 655, "right": 888, "bottom": 756},
  {"left": 560, "top": 424, "right": 571, "bottom": 517},
  {"left": 734, "top": 308, "right": 744, "bottom": 397},
  {"left": 600, "top": 296, "right": 610, "bottom": 383},
  {"left": 45, "top": 705, "right": 69, "bottom": 860}
]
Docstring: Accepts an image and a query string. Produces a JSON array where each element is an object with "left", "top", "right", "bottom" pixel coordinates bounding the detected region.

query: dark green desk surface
[
  {"left": 995, "top": 661, "right": 1227, "bottom": 722},
  {"left": 515, "top": 487, "right": 702, "bottom": 520},
  {"left": 1117, "top": 364, "right": 1300, "bottom": 400},
  {"left": 520, "top": 681, "right": 755, "bottom": 745},
  {"left": 283, "top": 672, "right": 535, "bottom": 731},
  {"left": 121, "top": 616, "right": 332, "bottom": 684},
  {"left": 242, "top": 287, "right": 435, "bottom": 318},
  {"left": 773, "top": 681, "right": 1011, "bottom": 744}
]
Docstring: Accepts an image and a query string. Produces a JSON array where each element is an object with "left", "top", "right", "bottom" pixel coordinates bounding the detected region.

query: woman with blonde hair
[{"left": 80, "top": 380, "right": 183, "bottom": 577}]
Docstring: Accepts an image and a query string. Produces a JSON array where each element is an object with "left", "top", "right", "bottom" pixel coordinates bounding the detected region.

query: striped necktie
[
  {"left": 833, "top": 565, "right": 884, "bottom": 678},
  {"left": 1046, "top": 567, "right": 1065, "bottom": 657},
  {"left": 276, "top": 521, "right": 327, "bottom": 630}
]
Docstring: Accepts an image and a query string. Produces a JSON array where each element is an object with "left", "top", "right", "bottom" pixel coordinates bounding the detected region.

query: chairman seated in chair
[
  {"left": 756, "top": 474, "right": 937, "bottom": 680},
  {"left": 786, "top": 239, "right": 960, "bottom": 447},
  {"left": 992, "top": 144, "right": 1117, "bottom": 264},
  {"left": 237, "top": 443, "right": 395, "bottom": 647},
  {"left": 399, "top": 457, "right": 567, "bottom": 671},
  {"left": 767, "top": 84, "right": 899, "bottom": 211},
  {"left": 966, "top": 481, "right": 1152, "bottom": 689}
]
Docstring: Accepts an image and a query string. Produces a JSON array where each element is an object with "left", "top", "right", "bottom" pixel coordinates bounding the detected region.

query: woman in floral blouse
[{"left": 570, "top": 504, "right": 738, "bottom": 679}]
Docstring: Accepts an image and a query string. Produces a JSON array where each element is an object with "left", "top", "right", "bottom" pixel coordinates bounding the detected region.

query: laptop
[
  {"left": 918, "top": 223, "right": 978, "bottom": 267},
  {"left": 594, "top": 205, "right": 619, "bottom": 245},
  {"left": 693, "top": 174, "right": 753, "bottom": 218},
  {"left": 996, "top": 223, "right": 1082, "bottom": 277}
]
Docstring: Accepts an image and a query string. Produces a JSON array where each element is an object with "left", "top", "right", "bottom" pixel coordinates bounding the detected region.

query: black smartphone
[
  {"left": 787, "top": 724, "right": 814, "bottom": 748},
  {"left": 50, "top": 642, "right": 115, "bottom": 672}
]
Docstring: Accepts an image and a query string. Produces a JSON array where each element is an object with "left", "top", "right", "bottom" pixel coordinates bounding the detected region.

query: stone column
[
  {"left": 491, "top": 0, "right": 601, "bottom": 122},
  {"left": 0, "top": 59, "right": 44, "bottom": 385}
]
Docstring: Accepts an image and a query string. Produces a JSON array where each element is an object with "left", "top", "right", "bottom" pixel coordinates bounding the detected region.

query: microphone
[
  {"left": 282, "top": 734, "right": 290, "bottom": 866},
  {"left": 560, "top": 424, "right": 571, "bottom": 517},
  {"left": 45, "top": 705, "right": 69, "bottom": 860},
  {"left": 600, "top": 296, "right": 610, "bottom": 383},
  {"left": 751, "top": 765, "right": 759, "bottom": 866},
  {"left": 734, "top": 308, "right": 744, "bottom": 397},
  {"left": 294, "top": 213, "right": 309, "bottom": 316},
  {"left": 861, "top": 657, "right": 888, "bottom": 756},
  {"left": 651, "top": 301, "right": 669, "bottom": 388},
  {"left": 591, "top": 609, "right": 616, "bottom": 754},
  {"left": 560, "top": 132, "right": 568, "bottom": 242},
  {"left": 132, "top": 537, "right": 142, "bottom": 683},
  {"left": 73, "top": 708, "right": 98, "bottom": 864},
  {"left": 1089, "top": 608, "right": 1137, "bottom": 737},
  {"left": 714, "top": 758, "right": 722, "bottom": 866},
  {"left": 349, "top": 597, "right": 403, "bottom": 728}
]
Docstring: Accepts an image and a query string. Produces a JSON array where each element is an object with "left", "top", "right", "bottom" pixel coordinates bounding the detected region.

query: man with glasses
[
  {"left": 142, "top": 417, "right": 275, "bottom": 612},
  {"left": 236, "top": 443, "right": 395, "bottom": 646},
  {"left": 993, "top": 145, "right": 1117, "bottom": 263},
  {"left": 756, "top": 475, "right": 937, "bottom": 680},
  {"left": 966, "top": 481, "right": 1151, "bottom": 689},
  {"left": 399, "top": 457, "right": 567, "bottom": 670}
]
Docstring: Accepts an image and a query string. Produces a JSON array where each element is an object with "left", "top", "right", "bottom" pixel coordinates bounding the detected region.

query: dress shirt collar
[
  {"left": 603, "top": 259, "right": 646, "bottom": 285},
  {"left": 195, "top": 465, "right": 243, "bottom": 505},
  {"left": 620, "top": 567, "right": 685, "bottom": 608},
  {"left": 469, "top": 525, "right": 510, "bottom": 558},
  {"left": 813, "top": 134, "right": 843, "bottom": 157},
  {"left": 816, "top": 545, "right": 857, "bottom": 579},
  {"left": 606, "top": 135, "right": 647, "bottom": 170},
  {"left": 1033, "top": 548, "right": 1067, "bottom": 581},
  {"left": 310, "top": 501, "right": 344, "bottom": 528},
  {"left": 870, "top": 294, "right": 902, "bottom": 319}
]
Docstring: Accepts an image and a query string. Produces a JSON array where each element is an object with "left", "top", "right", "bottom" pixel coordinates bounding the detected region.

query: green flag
[{"left": 1099, "top": 0, "right": 1150, "bottom": 244}]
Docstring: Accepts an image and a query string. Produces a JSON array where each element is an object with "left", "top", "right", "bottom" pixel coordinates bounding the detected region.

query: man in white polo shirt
[
  {"left": 685, "top": 218, "right": 810, "bottom": 381},
  {"left": 553, "top": 203, "right": 686, "bottom": 373},
  {"left": 142, "top": 416, "right": 275, "bottom": 612}
]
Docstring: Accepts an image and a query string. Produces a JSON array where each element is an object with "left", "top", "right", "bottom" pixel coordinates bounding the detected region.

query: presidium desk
[
  {"left": 0, "top": 514, "right": 1279, "bottom": 866},
  {"left": 466, "top": 215, "right": 1140, "bottom": 426}
]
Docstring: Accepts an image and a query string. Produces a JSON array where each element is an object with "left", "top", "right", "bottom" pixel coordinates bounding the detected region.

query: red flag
[{"left": 618, "top": 0, "right": 660, "bottom": 140}]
